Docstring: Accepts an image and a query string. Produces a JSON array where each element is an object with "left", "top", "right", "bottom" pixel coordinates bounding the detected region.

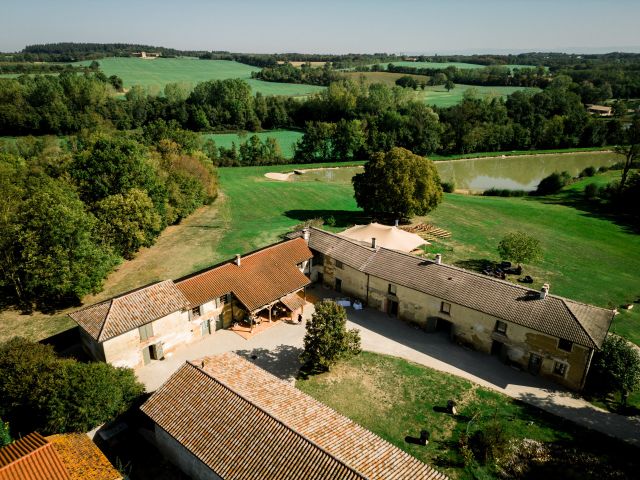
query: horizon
[{"left": 2, "top": 0, "right": 640, "bottom": 55}]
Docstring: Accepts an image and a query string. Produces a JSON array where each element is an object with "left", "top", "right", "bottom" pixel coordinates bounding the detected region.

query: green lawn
[
  {"left": 416, "top": 84, "right": 540, "bottom": 108},
  {"left": 297, "top": 352, "right": 636, "bottom": 479},
  {"left": 74, "top": 57, "right": 325, "bottom": 97},
  {"left": 202, "top": 129, "right": 303, "bottom": 158},
  {"left": 2, "top": 154, "right": 638, "bottom": 349}
]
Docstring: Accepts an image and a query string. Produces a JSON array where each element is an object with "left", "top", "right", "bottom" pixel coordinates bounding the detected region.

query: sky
[{"left": 2, "top": 0, "right": 639, "bottom": 54}]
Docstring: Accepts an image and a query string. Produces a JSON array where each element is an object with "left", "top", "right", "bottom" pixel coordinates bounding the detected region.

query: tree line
[
  {"left": 0, "top": 127, "right": 217, "bottom": 310},
  {"left": 1, "top": 72, "right": 634, "bottom": 159}
]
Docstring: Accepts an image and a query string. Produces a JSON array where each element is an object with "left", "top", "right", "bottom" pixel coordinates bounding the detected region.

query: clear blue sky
[{"left": 2, "top": 0, "right": 639, "bottom": 54}]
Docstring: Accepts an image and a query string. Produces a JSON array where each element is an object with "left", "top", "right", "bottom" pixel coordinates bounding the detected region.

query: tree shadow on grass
[
  {"left": 453, "top": 258, "right": 495, "bottom": 273},
  {"left": 284, "top": 209, "right": 371, "bottom": 229},
  {"left": 525, "top": 189, "right": 640, "bottom": 234}
]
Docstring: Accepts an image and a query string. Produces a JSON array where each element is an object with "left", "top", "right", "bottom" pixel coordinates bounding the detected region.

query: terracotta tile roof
[
  {"left": 175, "top": 238, "right": 313, "bottom": 312},
  {"left": 0, "top": 432, "right": 70, "bottom": 480},
  {"left": 47, "top": 434, "right": 121, "bottom": 480},
  {"left": 141, "top": 353, "right": 446, "bottom": 480},
  {"left": 69, "top": 280, "right": 190, "bottom": 342},
  {"left": 308, "top": 228, "right": 614, "bottom": 349},
  {"left": 280, "top": 292, "right": 306, "bottom": 312}
]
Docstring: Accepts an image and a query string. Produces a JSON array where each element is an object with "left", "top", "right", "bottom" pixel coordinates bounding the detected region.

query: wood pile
[{"left": 400, "top": 223, "right": 451, "bottom": 241}]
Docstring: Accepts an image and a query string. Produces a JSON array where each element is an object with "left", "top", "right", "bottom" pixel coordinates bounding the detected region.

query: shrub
[
  {"left": 579, "top": 166, "right": 596, "bottom": 177},
  {"left": 441, "top": 181, "right": 455, "bottom": 193},
  {"left": 497, "top": 231, "right": 542, "bottom": 266},
  {"left": 584, "top": 183, "right": 600, "bottom": 200},
  {"left": 535, "top": 171, "right": 572, "bottom": 195},
  {"left": 469, "top": 418, "right": 512, "bottom": 465},
  {"left": 483, "top": 188, "right": 528, "bottom": 197}
]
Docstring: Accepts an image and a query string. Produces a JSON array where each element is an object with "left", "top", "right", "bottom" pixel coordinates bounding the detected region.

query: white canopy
[{"left": 338, "top": 223, "right": 428, "bottom": 253}]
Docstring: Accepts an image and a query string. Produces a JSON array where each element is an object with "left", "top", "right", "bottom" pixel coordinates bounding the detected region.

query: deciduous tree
[
  {"left": 497, "top": 231, "right": 542, "bottom": 267},
  {"left": 590, "top": 334, "right": 640, "bottom": 407},
  {"left": 352, "top": 147, "right": 443, "bottom": 219}
]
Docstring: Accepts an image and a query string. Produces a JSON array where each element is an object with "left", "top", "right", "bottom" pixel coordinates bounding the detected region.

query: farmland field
[
  {"left": 202, "top": 130, "right": 303, "bottom": 158},
  {"left": 417, "top": 84, "right": 539, "bottom": 107},
  {"left": 341, "top": 71, "right": 430, "bottom": 87},
  {"left": 75, "top": 57, "right": 325, "bottom": 97},
  {"left": 384, "top": 61, "right": 540, "bottom": 71}
]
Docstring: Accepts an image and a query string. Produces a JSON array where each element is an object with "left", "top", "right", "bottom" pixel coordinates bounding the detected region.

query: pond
[{"left": 288, "top": 152, "right": 621, "bottom": 191}]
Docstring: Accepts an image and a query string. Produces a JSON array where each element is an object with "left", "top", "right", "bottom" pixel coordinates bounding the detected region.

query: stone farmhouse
[
  {"left": 70, "top": 227, "right": 613, "bottom": 390},
  {"left": 70, "top": 238, "right": 312, "bottom": 369},
  {"left": 301, "top": 227, "right": 614, "bottom": 391},
  {"left": 141, "top": 352, "right": 447, "bottom": 480}
]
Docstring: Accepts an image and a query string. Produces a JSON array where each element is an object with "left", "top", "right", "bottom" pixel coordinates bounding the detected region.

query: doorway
[
  {"left": 335, "top": 278, "right": 342, "bottom": 292},
  {"left": 215, "top": 314, "right": 223, "bottom": 331},
  {"left": 528, "top": 353, "right": 542, "bottom": 375},
  {"left": 388, "top": 300, "right": 399, "bottom": 317},
  {"left": 491, "top": 340, "right": 504, "bottom": 356}
]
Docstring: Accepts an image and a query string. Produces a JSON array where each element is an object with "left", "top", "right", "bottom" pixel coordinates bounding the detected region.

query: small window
[
  {"left": 139, "top": 323, "right": 154, "bottom": 342},
  {"left": 440, "top": 302, "right": 451, "bottom": 314},
  {"left": 558, "top": 339, "right": 573, "bottom": 352},
  {"left": 335, "top": 260, "right": 343, "bottom": 269},
  {"left": 494, "top": 320, "right": 507, "bottom": 334},
  {"left": 388, "top": 284, "right": 397, "bottom": 295},
  {"left": 219, "top": 294, "right": 229, "bottom": 304},
  {"left": 192, "top": 306, "right": 202, "bottom": 318},
  {"left": 554, "top": 361, "right": 568, "bottom": 377}
]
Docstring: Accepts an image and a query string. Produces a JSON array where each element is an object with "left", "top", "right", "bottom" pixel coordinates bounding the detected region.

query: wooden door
[{"left": 528, "top": 353, "right": 542, "bottom": 375}]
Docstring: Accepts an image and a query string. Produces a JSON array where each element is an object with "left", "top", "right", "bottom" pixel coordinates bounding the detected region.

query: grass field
[
  {"left": 1, "top": 153, "right": 638, "bottom": 350},
  {"left": 201, "top": 130, "right": 303, "bottom": 158},
  {"left": 74, "top": 57, "right": 325, "bottom": 97},
  {"left": 386, "top": 61, "right": 539, "bottom": 71},
  {"left": 297, "top": 352, "right": 636, "bottom": 479},
  {"left": 416, "top": 84, "right": 539, "bottom": 108},
  {"left": 341, "top": 71, "right": 430, "bottom": 87}
]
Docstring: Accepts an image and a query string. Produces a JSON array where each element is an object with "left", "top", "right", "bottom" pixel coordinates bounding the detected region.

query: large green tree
[
  {"left": 301, "top": 300, "right": 361, "bottom": 372},
  {"left": 12, "top": 176, "right": 118, "bottom": 306},
  {"left": 95, "top": 188, "right": 162, "bottom": 259},
  {"left": 0, "top": 338, "right": 144, "bottom": 436},
  {"left": 352, "top": 147, "right": 443, "bottom": 219},
  {"left": 497, "top": 231, "right": 542, "bottom": 267},
  {"left": 589, "top": 334, "right": 640, "bottom": 407}
]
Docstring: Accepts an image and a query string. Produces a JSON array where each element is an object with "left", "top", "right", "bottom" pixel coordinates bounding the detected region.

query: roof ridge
[
  {"left": 561, "top": 300, "right": 599, "bottom": 348},
  {"left": 187, "top": 359, "right": 369, "bottom": 480},
  {"left": 96, "top": 299, "right": 114, "bottom": 343}
]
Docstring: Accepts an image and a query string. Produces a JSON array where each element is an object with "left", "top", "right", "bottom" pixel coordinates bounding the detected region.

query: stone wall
[
  {"left": 315, "top": 252, "right": 591, "bottom": 390},
  {"left": 155, "top": 426, "right": 221, "bottom": 480}
]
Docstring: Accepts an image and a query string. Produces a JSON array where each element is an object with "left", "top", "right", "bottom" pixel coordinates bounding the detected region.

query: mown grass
[
  {"left": 75, "top": 57, "right": 325, "bottom": 97},
  {"left": 416, "top": 84, "right": 540, "bottom": 108},
  {"left": 201, "top": 129, "right": 303, "bottom": 158},
  {"left": 297, "top": 351, "right": 636, "bottom": 479}
]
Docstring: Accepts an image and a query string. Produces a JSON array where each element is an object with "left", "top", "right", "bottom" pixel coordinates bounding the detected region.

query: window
[
  {"left": 139, "top": 323, "right": 154, "bottom": 342},
  {"left": 219, "top": 294, "right": 230, "bottom": 304},
  {"left": 494, "top": 320, "right": 507, "bottom": 334},
  {"left": 440, "top": 302, "right": 451, "bottom": 314},
  {"left": 335, "top": 260, "right": 343, "bottom": 269},
  {"left": 191, "top": 306, "right": 202, "bottom": 318},
  {"left": 558, "top": 339, "right": 573, "bottom": 352},
  {"left": 553, "top": 361, "right": 568, "bottom": 377},
  {"left": 388, "top": 283, "right": 397, "bottom": 295}
]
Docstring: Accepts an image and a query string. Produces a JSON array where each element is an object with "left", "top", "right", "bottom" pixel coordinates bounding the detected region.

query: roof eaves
[
  {"left": 182, "top": 362, "right": 368, "bottom": 480},
  {"left": 96, "top": 299, "right": 115, "bottom": 343}
]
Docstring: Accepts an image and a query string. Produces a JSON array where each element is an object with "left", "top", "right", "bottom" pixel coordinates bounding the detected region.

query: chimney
[
  {"left": 540, "top": 283, "right": 549, "bottom": 299},
  {"left": 434, "top": 253, "right": 442, "bottom": 265},
  {"left": 371, "top": 237, "right": 377, "bottom": 249},
  {"left": 302, "top": 228, "right": 310, "bottom": 242},
  {"left": 394, "top": 219, "right": 399, "bottom": 227},
  {"left": 235, "top": 254, "right": 241, "bottom": 266}
]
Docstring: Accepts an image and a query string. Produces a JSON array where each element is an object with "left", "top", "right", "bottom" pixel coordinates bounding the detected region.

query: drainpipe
[
  {"left": 579, "top": 347, "right": 595, "bottom": 391},
  {"left": 365, "top": 273, "right": 370, "bottom": 307}
]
